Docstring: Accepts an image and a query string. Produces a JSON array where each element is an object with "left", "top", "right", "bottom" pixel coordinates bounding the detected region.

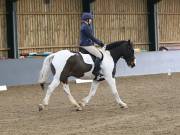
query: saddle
[
  {"left": 79, "top": 47, "right": 96, "bottom": 62},
  {"left": 79, "top": 47, "right": 105, "bottom": 81},
  {"left": 78, "top": 47, "right": 116, "bottom": 80}
]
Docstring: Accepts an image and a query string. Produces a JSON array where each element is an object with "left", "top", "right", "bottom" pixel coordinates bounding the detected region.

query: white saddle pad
[{"left": 80, "top": 53, "right": 94, "bottom": 65}]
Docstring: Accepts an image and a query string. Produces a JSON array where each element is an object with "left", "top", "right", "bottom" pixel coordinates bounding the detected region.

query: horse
[{"left": 38, "top": 40, "right": 136, "bottom": 111}]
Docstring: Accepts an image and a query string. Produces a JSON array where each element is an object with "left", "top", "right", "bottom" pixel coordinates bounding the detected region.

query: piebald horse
[{"left": 38, "top": 40, "right": 136, "bottom": 111}]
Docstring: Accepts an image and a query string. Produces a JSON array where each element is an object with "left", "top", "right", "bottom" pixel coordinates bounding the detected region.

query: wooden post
[
  {"left": 5, "top": 0, "right": 18, "bottom": 58},
  {"left": 147, "top": 0, "right": 159, "bottom": 51},
  {"left": 82, "top": 0, "right": 91, "bottom": 12}
]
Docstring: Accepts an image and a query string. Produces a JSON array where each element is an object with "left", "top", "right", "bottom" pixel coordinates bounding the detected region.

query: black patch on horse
[
  {"left": 50, "top": 63, "right": 56, "bottom": 75},
  {"left": 60, "top": 53, "right": 92, "bottom": 84},
  {"left": 112, "top": 63, "right": 116, "bottom": 78}
]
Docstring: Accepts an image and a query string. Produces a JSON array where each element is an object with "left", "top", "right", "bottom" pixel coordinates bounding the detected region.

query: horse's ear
[
  {"left": 128, "top": 39, "right": 131, "bottom": 46},
  {"left": 127, "top": 39, "right": 133, "bottom": 48}
]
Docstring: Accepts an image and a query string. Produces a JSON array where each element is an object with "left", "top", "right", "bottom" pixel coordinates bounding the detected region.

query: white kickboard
[
  {"left": 0, "top": 85, "right": 7, "bottom": 91},
  {"left": 76, "top": 79, "right": 93, "bottom": 84}
]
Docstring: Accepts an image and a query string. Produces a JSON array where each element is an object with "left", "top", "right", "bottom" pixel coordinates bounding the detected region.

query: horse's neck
[
  {"left": 108, "top": 49, "right": 123, "bottom": 63},
  {"left": 99, "top": 47, "right": 123, "bottom": 64},
  {"left": 99, "top": 48, "right": 121, "bottom": 63}
]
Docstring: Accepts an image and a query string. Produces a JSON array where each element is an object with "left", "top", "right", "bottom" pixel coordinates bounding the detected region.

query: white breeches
[{"left": 81, "top": 46, "right": 102, "bottom": 59}]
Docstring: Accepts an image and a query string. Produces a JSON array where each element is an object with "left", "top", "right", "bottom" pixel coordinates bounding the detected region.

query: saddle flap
[
  {"left": 77, "top": 52, "right": 94, "bottom": 66},
  {"left": 79, "top": 48, "right": 96, "bottom": 63}
]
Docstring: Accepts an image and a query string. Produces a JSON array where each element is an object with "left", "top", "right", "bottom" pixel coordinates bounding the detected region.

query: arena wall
[
  {"left": 92, "top": 0, "right": 149, "bottom": 51},
  {"left": 16, "top": 0, "right": 82, "bottom": 54},
  {"left": 158, "top": 0, "right": 180, "bottom": 49},
  {"left": 1, "top": 51, "right": 180, "bottom": 86},
  {"left": 1, "top": 0, "right": 180, "bottom": 58},
  {"left": 116, "top": 51, "right": 180, "bottom": 77}
]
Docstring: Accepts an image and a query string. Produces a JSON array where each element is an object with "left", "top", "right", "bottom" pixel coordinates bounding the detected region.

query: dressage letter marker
[
  {"left": 76, "top": 79, "right": 93, "bottom": 84},
  {"left": 0, "top": 85, "right": 7, "bottom": 91}
]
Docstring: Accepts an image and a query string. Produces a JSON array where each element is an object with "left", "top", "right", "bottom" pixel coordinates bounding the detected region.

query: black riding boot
[{"left": 92, "top": 57, "right": 102, "bottom": 76}]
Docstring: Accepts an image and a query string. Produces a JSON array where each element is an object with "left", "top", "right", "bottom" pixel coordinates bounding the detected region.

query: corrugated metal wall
[
  {"left": 0, "top": 0, "right": 8, "bottom": 58},
  {"left": 16, "top": 0, "right": 82, "bottom": 54},
  {"left": 92, "top": 0, "right": 149, "bottom": 50},
  {"left": 158, "top": 0, "right": 180, "bottom": 49}
]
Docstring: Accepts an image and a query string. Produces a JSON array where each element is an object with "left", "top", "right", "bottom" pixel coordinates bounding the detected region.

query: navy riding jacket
[{"left": 80, "top": 22, "right": 102, "bottom": 46}]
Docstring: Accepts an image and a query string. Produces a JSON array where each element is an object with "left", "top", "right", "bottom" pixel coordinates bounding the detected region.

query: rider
[{"left": 80, "top": 12, "right": 104, "bottom": 77}]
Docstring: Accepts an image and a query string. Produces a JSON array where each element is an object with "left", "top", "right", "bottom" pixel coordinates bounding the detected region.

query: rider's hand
[{"left": 99, "top": 42, "right": 104, "bottom": 47}]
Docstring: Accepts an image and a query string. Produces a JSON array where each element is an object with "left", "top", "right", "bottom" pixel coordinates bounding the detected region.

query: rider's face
[{"left": 88, "top": 19, "right": 92, "bottom": 24}]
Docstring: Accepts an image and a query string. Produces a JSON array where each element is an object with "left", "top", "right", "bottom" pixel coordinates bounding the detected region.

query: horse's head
[
  {"left": 122, "top": 40, "right": 136, "bottom": 68},
  {"left": 106, "top": 40, "right": 136, "bottom": 68}
]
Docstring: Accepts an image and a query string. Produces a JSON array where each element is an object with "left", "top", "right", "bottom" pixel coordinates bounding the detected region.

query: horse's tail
[{"left": 38, "top": 53, "right": 54, "bottom": 90}]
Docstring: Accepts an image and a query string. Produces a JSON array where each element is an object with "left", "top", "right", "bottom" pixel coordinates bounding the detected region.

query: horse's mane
[{"left": 105, "top": 40, "right": 127, "bottom": 50}]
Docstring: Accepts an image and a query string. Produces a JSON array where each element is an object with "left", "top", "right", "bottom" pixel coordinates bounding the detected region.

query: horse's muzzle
[
  {"left": 131, "top": 63, "right": 135, "bottom": 68},
  {"left": 131, "top": 58, "right": 136, "bottom": 68}
]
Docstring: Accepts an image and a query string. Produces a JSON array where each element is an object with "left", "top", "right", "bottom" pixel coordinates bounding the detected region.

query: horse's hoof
[
  {"left": 76, "top": 107, "right": 83, "bottom": 111},
  {"left": 121, "top": 105, "right": 128, "bottom": 109},
  {"left": 38, "top": 104, "right": 44, "bottom": 112},
  {"left": 79, "top": 101, "right": 86, "bottom": 107},
  {"left": 120, "top": 104, "right": 128, "bottom": 109}
]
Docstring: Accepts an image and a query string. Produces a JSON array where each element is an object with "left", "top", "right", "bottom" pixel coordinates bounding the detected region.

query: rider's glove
[{"left": 99, "top": 41, "right": 104, "bottom": 47}]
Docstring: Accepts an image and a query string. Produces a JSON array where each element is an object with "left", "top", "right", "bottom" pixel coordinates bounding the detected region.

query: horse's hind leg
[
  {"left": 39, "top": 78, "right": 60, "bottom": 111},
  {"left": 62, "top": 83, "right": 82, "bottom": 111}
]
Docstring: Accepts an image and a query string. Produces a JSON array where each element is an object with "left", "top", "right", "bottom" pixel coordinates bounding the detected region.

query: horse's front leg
[
  {"left": 79, "top": 80, "right": 100, "bottom": 107},
  {"left": 62, "top": 83, "right": 82, "bottom": 111},
  {"left": 105, "top": 76, "right": 128, "bottom": 108}
]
